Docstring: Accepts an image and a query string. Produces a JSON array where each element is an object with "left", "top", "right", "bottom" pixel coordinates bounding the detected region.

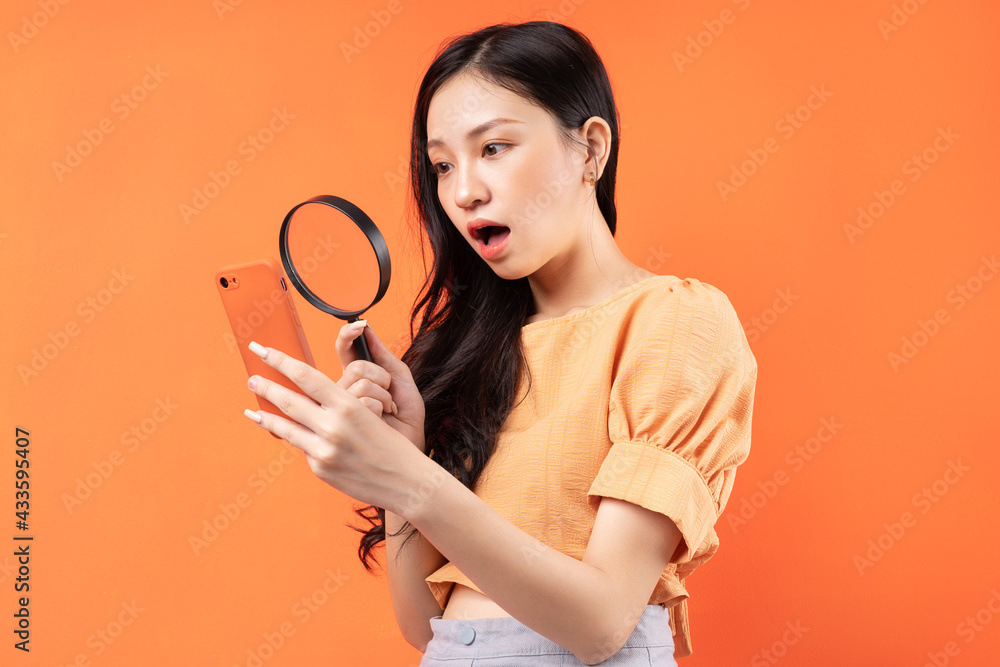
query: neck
[{"left": 525, "top": 214, "right": 656, "bottom": 324}]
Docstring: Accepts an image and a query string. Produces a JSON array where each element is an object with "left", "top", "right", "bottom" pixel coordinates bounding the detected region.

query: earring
[{"left": 587, "top": 172, "right": 596, "bottom": 185}]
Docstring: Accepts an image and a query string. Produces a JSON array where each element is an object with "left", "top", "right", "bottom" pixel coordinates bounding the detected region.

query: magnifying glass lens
[{"left": 285, "top": 202, "right": 381, "bottom": 313}]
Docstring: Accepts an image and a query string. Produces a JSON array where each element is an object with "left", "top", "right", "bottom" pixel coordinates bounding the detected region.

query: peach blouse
[{"left": 424, "top": 274, "right": 758, "bottom": 657}]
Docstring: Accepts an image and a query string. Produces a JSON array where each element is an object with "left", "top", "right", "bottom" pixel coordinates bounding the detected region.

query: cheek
[
  {"left": 435, "top": 179, "right": 455, "bottom": 213},
  {"left": 515, "top": 152, "right": 577, "bottom": 220},
  {"left": 435, "top": 184, "right": 466, "bottom": 234},
  {"left": 532, "top": 138, "right": 575, "bottom": 183}
]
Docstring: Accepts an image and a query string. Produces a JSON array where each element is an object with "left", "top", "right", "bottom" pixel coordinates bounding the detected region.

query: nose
[{"left": 452, "top": 162, "right": 489, "bottom": 210}]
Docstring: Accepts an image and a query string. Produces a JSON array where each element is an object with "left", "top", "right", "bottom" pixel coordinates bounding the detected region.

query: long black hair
[{"left": 350, "top": 20, "right": 622, "bottom": 572}]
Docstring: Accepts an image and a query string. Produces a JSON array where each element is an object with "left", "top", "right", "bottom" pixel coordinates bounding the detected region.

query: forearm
[
  {"left": 400, "top": 457, "right": 619, "bottom": 664},
  {"left": 384, "top": 508, "right": 447, "bottom": 651}
]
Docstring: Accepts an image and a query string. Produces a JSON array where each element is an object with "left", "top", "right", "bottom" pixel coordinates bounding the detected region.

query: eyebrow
[{"left": 426, "top": 117, "right": 525, "bottom": 151}]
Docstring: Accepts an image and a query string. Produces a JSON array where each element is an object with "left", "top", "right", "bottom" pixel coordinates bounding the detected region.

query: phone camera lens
[{"left": 220, "top": 277, "right": 229, "bottom": 288}]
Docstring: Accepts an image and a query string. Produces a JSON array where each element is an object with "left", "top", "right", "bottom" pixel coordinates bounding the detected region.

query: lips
[
  {"left": 467, "top": 219, "right": 511, "bottom": 258},
  {"left": 469, "top": 218, "right": 510, "bottom": 246}
]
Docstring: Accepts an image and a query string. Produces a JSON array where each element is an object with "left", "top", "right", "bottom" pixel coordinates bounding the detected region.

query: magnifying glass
[{"left": 278, "top": 195, "right": 390, "bottom": 363}]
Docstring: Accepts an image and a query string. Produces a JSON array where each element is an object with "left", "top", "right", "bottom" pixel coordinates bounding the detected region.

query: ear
[{"left": 579, "top": 116, "right": 613, "bottom": 183}]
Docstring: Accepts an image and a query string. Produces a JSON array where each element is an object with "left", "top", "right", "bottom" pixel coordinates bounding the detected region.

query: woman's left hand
[{"left": 242, "top": 341, "right": 424, "bottom": 515}]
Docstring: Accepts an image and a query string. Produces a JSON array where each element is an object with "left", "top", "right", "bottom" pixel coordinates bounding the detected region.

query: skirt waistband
[{"left": 422, "top": 603, "right": 675, "bottom": 664}]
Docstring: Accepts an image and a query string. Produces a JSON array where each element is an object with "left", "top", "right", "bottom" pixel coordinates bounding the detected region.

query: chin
[{"left": 483, "top": 261, "right": 531, "bottom": 283}]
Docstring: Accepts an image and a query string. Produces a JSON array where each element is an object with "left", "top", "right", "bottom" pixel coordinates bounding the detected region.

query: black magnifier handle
[{"left": 349, "top": 315, "right": 373, "bottom": 363}]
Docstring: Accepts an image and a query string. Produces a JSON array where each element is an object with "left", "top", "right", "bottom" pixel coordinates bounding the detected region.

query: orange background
[{"left": 3, "top": 1, "right": 999, "bottom": 665}]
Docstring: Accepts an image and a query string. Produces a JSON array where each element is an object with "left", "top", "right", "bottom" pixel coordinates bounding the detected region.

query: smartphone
[{"left": 216, "top": 260, "right": 315, "bottom": 431}]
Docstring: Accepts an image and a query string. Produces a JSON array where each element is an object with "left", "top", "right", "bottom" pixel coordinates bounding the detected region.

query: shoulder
[
  {"left": 619, "top": 275, "right": 754, "bottom": 376},
  {"left": 627, "top": 275, "right": 742, "bottom": 331}
]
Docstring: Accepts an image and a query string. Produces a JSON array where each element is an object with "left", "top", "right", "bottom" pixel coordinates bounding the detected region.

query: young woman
[{"left": 243, "top": 21, "right": 757, "bottom": 665}]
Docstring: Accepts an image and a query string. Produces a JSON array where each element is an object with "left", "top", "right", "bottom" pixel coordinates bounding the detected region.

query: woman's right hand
[{"left": 335, "top": 320, "right": 426, "bottom": 454}]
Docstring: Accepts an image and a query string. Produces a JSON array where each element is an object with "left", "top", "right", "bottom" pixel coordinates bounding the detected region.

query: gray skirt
[{"left": 419, "top": 604, "right": 677, "bottom": 666}]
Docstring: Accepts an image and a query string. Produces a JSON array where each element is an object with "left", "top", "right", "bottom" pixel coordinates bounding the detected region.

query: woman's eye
[
  {"left": 431, "top": 145, "right": 506, "bottom": 176},
  {"left": 483, "top": 143, "right": 507, "bottom": 157}
]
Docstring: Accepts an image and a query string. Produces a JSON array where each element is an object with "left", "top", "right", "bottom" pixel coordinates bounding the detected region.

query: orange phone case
[{"left": 215, "top": 260, "right": 316, "bottom": 428}]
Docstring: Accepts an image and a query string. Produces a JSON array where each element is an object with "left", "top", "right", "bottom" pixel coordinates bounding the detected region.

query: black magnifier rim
[{"left": 279, "top": 194, "right": 391, "bottom": 319}]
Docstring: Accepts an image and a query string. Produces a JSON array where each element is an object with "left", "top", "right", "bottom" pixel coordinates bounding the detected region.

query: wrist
[{"left": 391, "top": 450, "right": 451, "bottom": 524}]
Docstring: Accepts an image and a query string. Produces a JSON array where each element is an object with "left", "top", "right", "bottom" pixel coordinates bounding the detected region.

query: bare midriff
[{"left": 441, "top": 583, "right": 512, "bottom": 619}]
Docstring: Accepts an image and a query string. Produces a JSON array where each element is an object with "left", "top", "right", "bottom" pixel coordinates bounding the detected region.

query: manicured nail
[
  {"left": 249, "top": 341, "right": 267, "bottom": 358},
  {"left": 391, "top": 401, "right": 398, "bottom": 415},
  {"left": 244, "top": 409, "right": 262, "bottom": 423},
  {"left": 247, "top": 376, "right": 258, "bottom": 390},
  {"left": 351, "top": 319, "right": 368, "bottom": 330}
]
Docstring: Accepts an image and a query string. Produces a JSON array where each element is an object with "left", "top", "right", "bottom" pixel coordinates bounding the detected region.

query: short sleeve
[{"left": 587, "top": 278, "right": 757, "bottom": 566}]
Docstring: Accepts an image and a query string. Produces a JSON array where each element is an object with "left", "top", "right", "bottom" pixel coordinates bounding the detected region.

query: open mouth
[{"left": 474, "top": 225, "right": 511, "bottom": 247}]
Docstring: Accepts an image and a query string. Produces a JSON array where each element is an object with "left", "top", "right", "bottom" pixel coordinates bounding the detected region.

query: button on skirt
[{"left": 418, "top": 604, "right": 677, "bottom": 666}]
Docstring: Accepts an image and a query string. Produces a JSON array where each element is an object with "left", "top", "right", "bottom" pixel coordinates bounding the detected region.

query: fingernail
[
  {"left": 351, "top": 319, "right": 368, "bottom": 330},
  {"left": 244, "top": 409, "right": 262, "bottom": 423},
  {"left": 247, "top": 376, "right": 258, "bottom": 390},
  {"left": 391, "top": 401, "right": 398, "bottom": 415},
  {"left": 249, "top": 341, "right": 267, "bottom": 358}
]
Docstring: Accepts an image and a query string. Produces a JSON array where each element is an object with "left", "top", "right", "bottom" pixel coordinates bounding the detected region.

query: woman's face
[{"left": 425, "top": 72, "right": 592, "bottom": 281}]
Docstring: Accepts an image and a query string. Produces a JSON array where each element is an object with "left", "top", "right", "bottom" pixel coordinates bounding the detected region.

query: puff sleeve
[{"left": 587, "top": 278, "right": 757, "bottom": 568}]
